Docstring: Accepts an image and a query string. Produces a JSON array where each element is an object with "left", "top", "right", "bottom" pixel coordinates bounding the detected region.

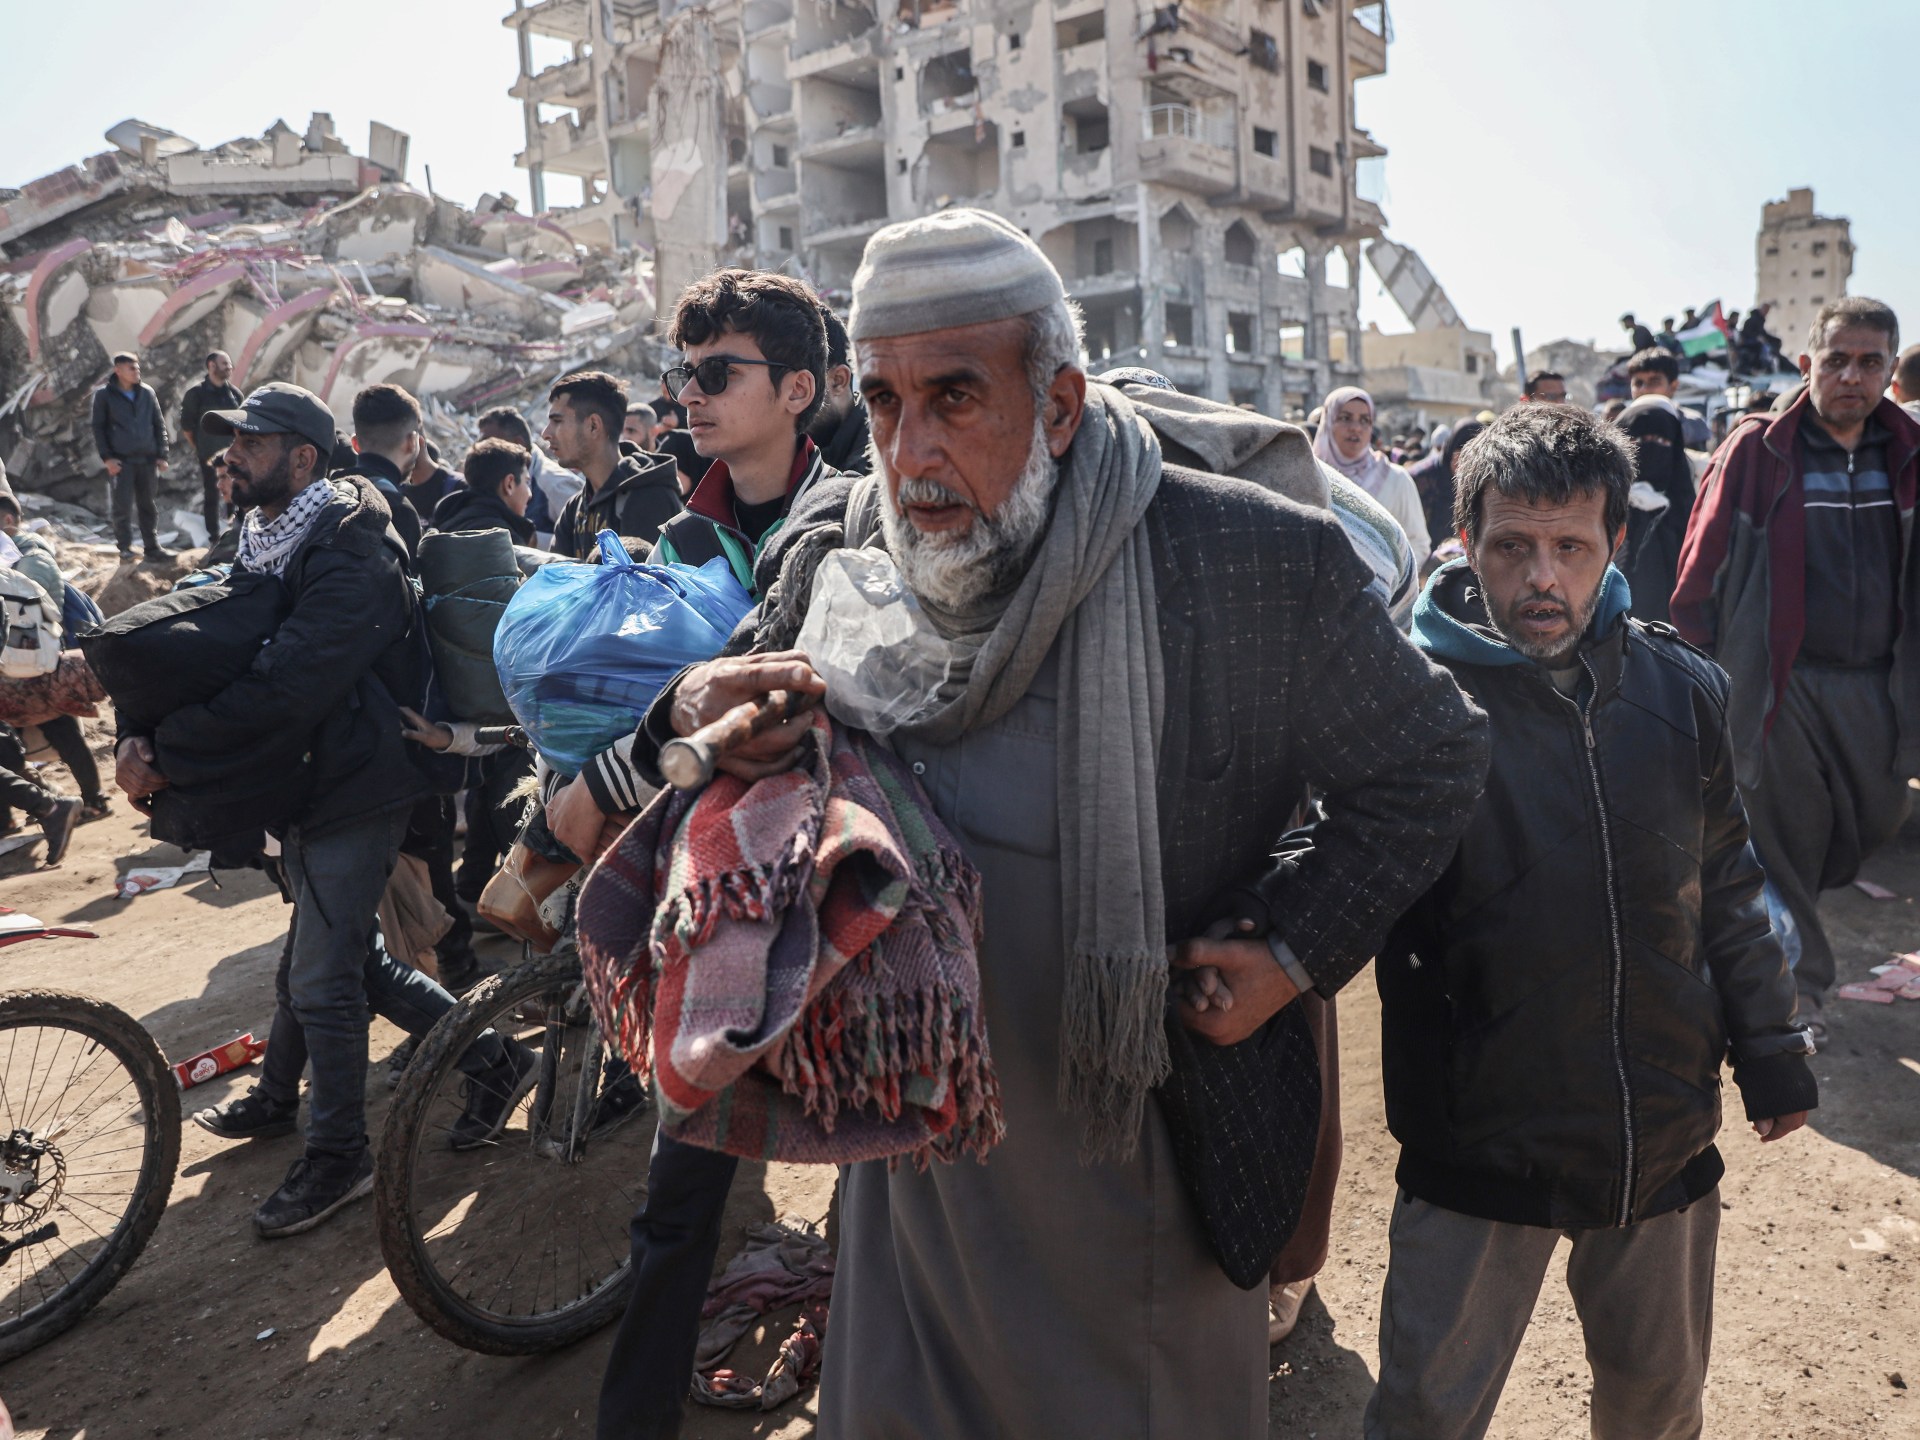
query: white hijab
[{"left": 1311, "top": 386, "right": 1396, "bottom": 497}]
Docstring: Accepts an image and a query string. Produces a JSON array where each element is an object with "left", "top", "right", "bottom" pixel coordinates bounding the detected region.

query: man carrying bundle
[{"left": 616, "top": 210, "right": 1487, "bottom": 1438}]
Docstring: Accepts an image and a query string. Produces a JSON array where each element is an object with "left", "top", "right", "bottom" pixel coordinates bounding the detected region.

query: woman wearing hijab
[
  {"left": 1311, "top": 387, "right": 1432, "bottom": 563},
  {"left": 1613, "top": 395, "right": 1696, "bottom": 624}
]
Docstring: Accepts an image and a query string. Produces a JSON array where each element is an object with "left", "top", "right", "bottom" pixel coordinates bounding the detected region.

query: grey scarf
[{"left": 830, "top": 384, "right": 1168, "bottom": 1159}]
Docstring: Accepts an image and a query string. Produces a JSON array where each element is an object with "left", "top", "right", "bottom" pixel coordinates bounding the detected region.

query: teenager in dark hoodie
[
  {"left": 543, "top": 371, "right": 682, "bottom": 560},
  {"left": 341, "top": 383, "right": 424, "bottom": 557},
  {"left": 807, "top": 304, "right": 873, "bottom": 475},
  {"left": 429, "top": 438, "right": 537, "bottom": 545}
]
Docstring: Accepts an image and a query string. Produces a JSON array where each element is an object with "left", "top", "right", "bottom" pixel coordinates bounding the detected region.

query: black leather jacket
[{"left": 1382, "top": 562, "right": 1816, "bottom": 1229}]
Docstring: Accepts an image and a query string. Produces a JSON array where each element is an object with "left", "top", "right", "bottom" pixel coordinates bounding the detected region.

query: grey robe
[{"left": 819, "top": 654, "right": 1267, "bottom": 1439}]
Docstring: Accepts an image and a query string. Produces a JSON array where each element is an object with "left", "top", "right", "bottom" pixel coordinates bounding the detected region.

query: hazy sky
[{"left": 4, "top": 1, "right": 1909, "bottom": 367}]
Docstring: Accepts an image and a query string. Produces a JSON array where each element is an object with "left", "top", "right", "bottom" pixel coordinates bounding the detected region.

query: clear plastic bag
[
  {"left": 493, "top": 532, "right": 754, "bottom": 773},
  {"left": 797, "top": 548, "right": 972, "bottom": 737}
]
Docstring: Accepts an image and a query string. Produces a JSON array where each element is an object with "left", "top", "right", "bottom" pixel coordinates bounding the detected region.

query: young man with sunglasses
[
  {"left": 543, "top": 369, "right": 683, "bottom": 561},
  {"left": 548, "top": 269, "right": 836, "bottom": 1440},
  {"left": 548, "top": 270, "right": 838, "bottom": 859}
]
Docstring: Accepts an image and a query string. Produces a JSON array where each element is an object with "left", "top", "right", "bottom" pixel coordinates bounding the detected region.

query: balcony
[
  {"left": 1350, "top": 3, "right": 1389, "bottom": 78},
  {"left": 1138, "top": 104, "right": 1236, "bottom": 197},
  {"left": 510, "top": 56, "right": 592, "bottom": 106},
  {"left": 521, "top": 112, "right": 602, "bottom": 175},
  {"left": 742, "top": 0, "right": 793, "bottom": 36}
]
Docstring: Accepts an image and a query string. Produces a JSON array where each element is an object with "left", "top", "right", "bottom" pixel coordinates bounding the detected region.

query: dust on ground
[{"left": 0, "top": 796, "right": 1914, "bottom": 1439}]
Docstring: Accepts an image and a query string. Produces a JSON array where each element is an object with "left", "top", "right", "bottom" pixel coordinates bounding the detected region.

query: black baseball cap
[{"left": 201, "top": 382, "right": 338, "bottom": 459}]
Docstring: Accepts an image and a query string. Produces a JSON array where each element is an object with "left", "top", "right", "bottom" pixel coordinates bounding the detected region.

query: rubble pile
[{"left": 1, "top": 113, "right": 664, "bottom": 525}]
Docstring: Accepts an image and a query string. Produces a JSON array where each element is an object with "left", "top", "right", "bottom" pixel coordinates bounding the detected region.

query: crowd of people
[{"left": 12, "top": 203, "right": 1915, "bottom": 1440}]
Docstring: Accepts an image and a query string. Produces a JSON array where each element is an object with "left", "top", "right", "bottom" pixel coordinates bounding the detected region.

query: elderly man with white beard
[{"left": 624, "top": 210, "right": 1488, "bottom": 1438}]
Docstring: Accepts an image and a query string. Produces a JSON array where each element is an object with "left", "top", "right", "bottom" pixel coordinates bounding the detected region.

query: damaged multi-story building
[{"left": 507, "top": 0, "right": 1392, "bottom": 415}]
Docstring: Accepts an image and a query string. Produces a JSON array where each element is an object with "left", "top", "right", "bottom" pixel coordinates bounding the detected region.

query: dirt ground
[{"left": 0, "top": 791, "right": 1915, "bottom": 1438}]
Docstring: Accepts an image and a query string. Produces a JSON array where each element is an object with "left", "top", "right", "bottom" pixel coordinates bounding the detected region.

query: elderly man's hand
[
  {"left": 547, "top": 777, "right": 611, "bottom": 861},
  {"left": 670, "top": 651, "right": 826, "bottom": 781},
  {"left": 1171, "top": 935, "right": 1300, "bottom": 1046},
  {"left": 1754, "top": 1111, "right": 1809, "bottom": 1143},
  {"left": 115, "top": 737, "right": 168, "bottom": 809}
]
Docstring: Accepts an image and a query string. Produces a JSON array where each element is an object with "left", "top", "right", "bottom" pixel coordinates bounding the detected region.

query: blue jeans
[
  {"left": 596, "top": 1130, "right": 739, "bottom": 1439},
  {"left": 264, "top": 808, "right": 483, "bottom": 1157}
]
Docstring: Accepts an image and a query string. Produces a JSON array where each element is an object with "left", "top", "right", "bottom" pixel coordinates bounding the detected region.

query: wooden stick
[{"left": 659, "top": 690, "right": 805, "bottom": 791}]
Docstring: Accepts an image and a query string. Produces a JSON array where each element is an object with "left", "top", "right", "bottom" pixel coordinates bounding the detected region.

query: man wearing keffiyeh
[
  {"left": 602, "top": 211, "right": 1489, "bottom": 1439},
  {"left": 117, "top": 383, "right": 532, "bottom": 1240}
]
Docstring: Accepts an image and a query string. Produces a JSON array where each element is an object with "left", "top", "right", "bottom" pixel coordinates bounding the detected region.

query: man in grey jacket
[{"left": 90, "top": 352, "right": 172, "bottom": 562}]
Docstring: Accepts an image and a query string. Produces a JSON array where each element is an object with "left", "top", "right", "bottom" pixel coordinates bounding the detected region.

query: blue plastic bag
[{"left": 493, "top": 532, "right": 754, "bottom": 774}]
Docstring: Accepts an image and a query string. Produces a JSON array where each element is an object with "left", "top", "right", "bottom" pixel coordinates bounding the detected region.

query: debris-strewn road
[{"left": 1, "top": 799, "right": 1915, "bottom": 1438}]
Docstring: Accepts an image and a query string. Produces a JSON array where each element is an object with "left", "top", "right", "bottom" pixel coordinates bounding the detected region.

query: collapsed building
[
  {"left": 506, "top": 0, "right": 1394, "bottom": 416},
  {"left": 0, "top": 113, "right": 657, "bottom": 535}
]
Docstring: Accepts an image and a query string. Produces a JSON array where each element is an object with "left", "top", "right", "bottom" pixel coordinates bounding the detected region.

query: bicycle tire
[
  {"left": 375, "top": 952, "right": 646, "bottom": 1355},
  {"left": 0, "top": 989, "right": 180, "bottom": 1362}
]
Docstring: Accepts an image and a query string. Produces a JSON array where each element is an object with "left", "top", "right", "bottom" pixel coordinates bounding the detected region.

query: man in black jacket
[
  {"left": 120, "top": 383, "right": 532, "bottom": 1237},
  {"left": 341, "top": 383, "right": 424, "bottom": 557},
  {"left": 1367, "top": 405, "right": 1816, "bottom": 1440},
  {"left": 90, "top": 351, "right": 172, "bottom": 562},
  {"left": 178, "top": 350, "right": 242, "bottom": 538},
  {"left": 429, "top": 438, "right": 536, "bottom": 545},
  {"left": 808, "top": 305, "right": 872, "bottom": 475},
  {"left": 543, "top": 370, "right": 682, "bottom": 559}
]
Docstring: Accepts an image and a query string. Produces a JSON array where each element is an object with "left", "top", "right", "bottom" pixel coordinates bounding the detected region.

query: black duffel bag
[{"left": 79, "top": 569, "right": 313, "bottom": 847}]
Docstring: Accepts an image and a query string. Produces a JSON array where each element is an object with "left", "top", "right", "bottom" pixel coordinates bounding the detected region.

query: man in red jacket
[{"left": 1672, "top": 297, "right": 1920, "bottom": 1041}]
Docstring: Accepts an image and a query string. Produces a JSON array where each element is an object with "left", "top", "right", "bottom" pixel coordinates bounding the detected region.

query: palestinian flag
[{"left": 1675, "top": 303, "right": 1734, "bottom": 358}]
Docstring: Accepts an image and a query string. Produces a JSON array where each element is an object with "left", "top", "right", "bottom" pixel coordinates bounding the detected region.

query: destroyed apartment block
[
  {"left": 0, "top": 113, "right": 657, "bottom": 527},
  {"left": 507, "top": 0, "right": 1394, "bottom": 414}
]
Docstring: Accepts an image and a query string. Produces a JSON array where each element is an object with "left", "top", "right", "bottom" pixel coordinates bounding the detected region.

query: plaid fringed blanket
[{"left": 577, "top": 713, "right": 1005, "bottom": 1166}]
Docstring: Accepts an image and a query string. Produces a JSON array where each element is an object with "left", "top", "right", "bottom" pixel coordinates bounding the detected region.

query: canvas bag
[{"left": 0, "top": 570, "right": 59, "bottom": 679}]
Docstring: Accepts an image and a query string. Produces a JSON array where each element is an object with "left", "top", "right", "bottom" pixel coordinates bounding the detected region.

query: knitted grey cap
[{"left": 848, "top": 208, "right": 1066, "bottom": 342}]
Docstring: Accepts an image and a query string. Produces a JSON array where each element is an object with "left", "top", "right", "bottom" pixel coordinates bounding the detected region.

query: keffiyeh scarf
[{"left": 236, "top": 478, "right": 342, "bottom": 577}]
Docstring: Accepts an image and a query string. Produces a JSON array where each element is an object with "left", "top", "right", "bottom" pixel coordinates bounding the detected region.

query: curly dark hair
[{"left": 666, "top": 269, "right": 828, "bottom": 431}]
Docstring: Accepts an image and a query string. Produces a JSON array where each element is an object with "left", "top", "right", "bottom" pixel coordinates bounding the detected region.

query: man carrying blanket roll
[{"left": 618, "top": 209, "right": 1490, "bottom": 1438}]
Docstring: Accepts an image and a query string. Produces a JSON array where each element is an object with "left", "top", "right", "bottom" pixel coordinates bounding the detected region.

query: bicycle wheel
[
  {"left": 0, "top": 990, "right": 179, "bottom": 1362},
  {"left": 376, "top": 951, "right": 654, "bottom": 1354}
]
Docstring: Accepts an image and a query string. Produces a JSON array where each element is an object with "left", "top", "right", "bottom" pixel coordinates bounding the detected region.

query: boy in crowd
[
  {"left": 543, "top": 372, "right": 682, "bottom": 560},
  {"left": 550, "top": 269, "right": 838, "bottom": 1440}
]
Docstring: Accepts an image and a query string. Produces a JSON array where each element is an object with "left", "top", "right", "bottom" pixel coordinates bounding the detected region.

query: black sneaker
[
  {"left": 591, "top": 1067, "right": 650, "bottom": 1137},
  {"left": 143, "top": 547, "right": 174, "bottom": 564},
  {"left": 38, "top": 797, "right": 80, "bottom": 865},
  {"left": 437, "top": 952, "right": 485, "bottom": 996},
  {"left": 385, "top": 1034, "right": 419, "bottom": 1089},
  {"left": 253, "top": 1149, "right": 374, "bottom": 1238},
  {"left": 448, "top": 1040, "right": 538, "bottom": 1151},
  {"left": 192, "top": 1086, "right": 298, "bottom": 1141}
]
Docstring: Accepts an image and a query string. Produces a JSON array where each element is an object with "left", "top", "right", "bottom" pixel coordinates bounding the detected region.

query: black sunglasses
[{"left": 662, "top": 356, "right": 788, "bottom": 399}]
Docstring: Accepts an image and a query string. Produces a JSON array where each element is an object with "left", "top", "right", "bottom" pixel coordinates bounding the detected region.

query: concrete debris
[{"left": 0, "top": 114, "right": 662, "bottom": 524}]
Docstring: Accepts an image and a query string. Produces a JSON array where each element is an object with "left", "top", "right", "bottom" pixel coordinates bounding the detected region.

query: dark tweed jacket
[
  {"left": 629, "top": 462, "right": 1487, "bottom": 1246},
  {"left": 1141, "top": 466, "right": 1487, "bottom": 987}
]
